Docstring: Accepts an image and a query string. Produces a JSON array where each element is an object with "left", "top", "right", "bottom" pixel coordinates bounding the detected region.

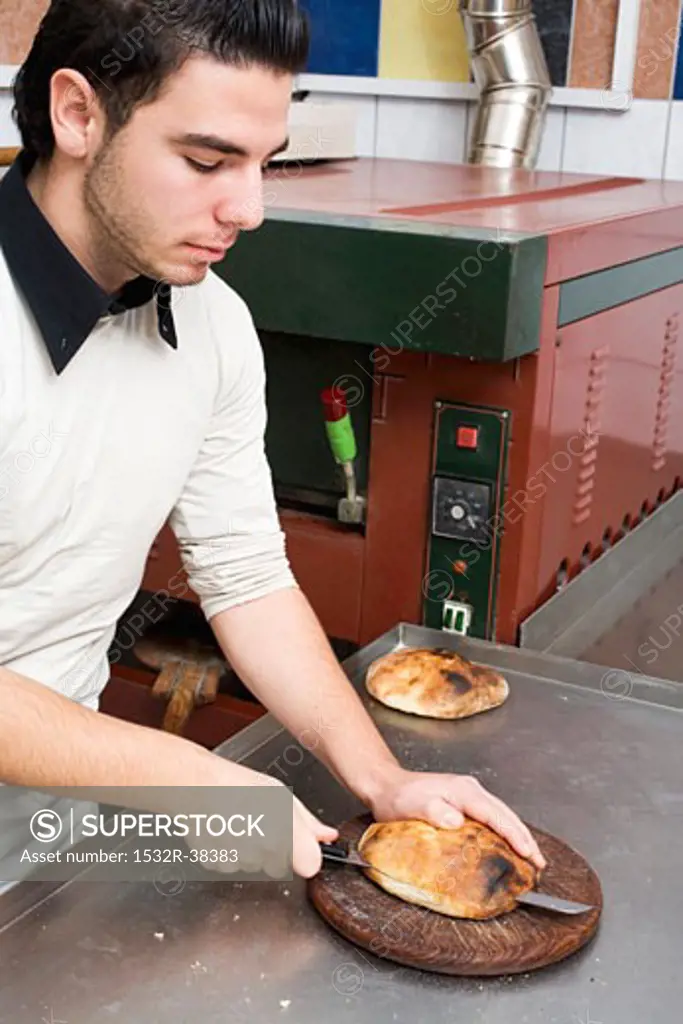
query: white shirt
[{"left": 0, "top": 214, "right": 297, "bottom": 711}]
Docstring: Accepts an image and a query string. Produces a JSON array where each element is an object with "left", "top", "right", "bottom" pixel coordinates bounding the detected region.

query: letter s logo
[{"left": 29, "top": 809, "right": 63, "bottom": 843}]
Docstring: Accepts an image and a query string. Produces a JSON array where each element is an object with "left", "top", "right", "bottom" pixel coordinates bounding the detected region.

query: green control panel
[{"left": 423, "top": 401, "right": 511, "bottom": 639}]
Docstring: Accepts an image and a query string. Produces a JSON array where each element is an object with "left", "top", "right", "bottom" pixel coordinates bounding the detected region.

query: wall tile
[
  {"left": 663, "top": 101, "right": 683, "bottom": 179},
  {"left": 378, "top": 0, "right": 470, "bottom": 82},
  {"left": 563, "top": 99, "right": 669, "bottom": 178},
  {"left": 0, "top": 91, "right": 20, "bottom": 148},
  {"left": 532, "top": 0, "right": 574, "bottom": 87},
  {"left": 300, "top": 0, "right": 683, "bottom": 106},
  {"left": 375, "top": 96, "right": 468, "bottom": 164},
  {"left": 301, "top": 0, "right": 382, "bottom": 77},
  {"left": 633, "top": 0, "right": 681, "bottom": 100},
  {"left": 671, "top": 2, "right": 683, "bottom": 98},
  {"left": 535, "top": 106, "right": 567, "bottom": 171},
  {"left": 0, "top": 0, "right": 48, "bottom": 65},
  {"left": 306, "top": 93, "right": 378, "bottom": 158},
  {"left": 568, "top": 0, "right": 618, "bottom": 89}
]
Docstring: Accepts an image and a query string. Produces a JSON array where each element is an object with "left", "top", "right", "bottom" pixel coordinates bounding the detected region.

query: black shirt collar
[{"left": 0, "top": 150, "right": 177, "bottom": 374}]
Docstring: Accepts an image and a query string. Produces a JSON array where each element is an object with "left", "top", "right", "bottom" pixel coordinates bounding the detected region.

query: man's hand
[
  {"left": 245, "top": 776, "right": 339, "bottom": 879},
  {"left": 209, "top": 592, "right": 545, "bottom": 873},
  {"left": 367, "top": 766, "right": 546, "bottom": 870},
  {"left": 292, "top": 796, "right": 338, "bottom": 877},
  {"left": 176, "top": 767, "right": 338, "bottom": 881}
]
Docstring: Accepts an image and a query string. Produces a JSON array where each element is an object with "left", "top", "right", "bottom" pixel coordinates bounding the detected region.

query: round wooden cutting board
[{"left": 307, "top": 814, "right": 603, "bottom": 976}]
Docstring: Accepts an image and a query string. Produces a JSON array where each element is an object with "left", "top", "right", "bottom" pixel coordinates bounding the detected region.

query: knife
[{"left": 320, "top": 843, "right": 594, "bottom": 915}]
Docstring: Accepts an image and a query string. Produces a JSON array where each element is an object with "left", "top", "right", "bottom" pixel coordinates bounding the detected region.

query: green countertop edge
[{"left": 215, "top": 214, "right": 548, "bottom": 363}]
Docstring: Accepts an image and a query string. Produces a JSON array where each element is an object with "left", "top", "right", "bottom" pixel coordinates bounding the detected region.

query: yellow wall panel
[{"left": 378, "top": 0, "right": 471, "bottom": 82}]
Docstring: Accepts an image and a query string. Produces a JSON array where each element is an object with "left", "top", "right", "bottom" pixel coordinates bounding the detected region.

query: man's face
[{"left": 82, "top": 55, "right": 292, "bottom": 288}]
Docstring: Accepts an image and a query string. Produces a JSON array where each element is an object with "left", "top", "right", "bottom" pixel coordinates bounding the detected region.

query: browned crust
[
  {"left": 357, "top": 817, "right": 539, "bottom": 920},
  {"left": 365, "top": 647, "right": 509, "bottom": 720}
]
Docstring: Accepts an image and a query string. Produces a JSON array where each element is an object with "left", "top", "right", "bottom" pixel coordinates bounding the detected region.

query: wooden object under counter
[{"left": 100, "top": 665, "right": 266, "bottom": 750}]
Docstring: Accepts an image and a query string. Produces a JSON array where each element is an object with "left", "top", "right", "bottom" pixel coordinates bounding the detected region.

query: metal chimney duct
[{"left": 459, "top": 0, "right": 552, "bottom": 169}]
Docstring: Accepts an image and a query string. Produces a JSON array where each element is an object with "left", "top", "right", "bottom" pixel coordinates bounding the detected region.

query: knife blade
[
  {"left": 320, "top": 843, "right": 594, "bottom": 915},
  {"left": 514, "top": 890, "right": 594, "bottom": 914},
  {"left": 320, "top": 843, "right": 400, "bottom": 883},
  {"left": 321, "top": 843, "right": 370, "bottom": 868}
]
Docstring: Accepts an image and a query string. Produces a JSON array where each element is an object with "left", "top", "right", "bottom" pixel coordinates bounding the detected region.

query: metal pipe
[
  {"left": 459, "top": 0, "right": 552, "bottom": 169},
  {"left": 342, "top": 460, "right": 357, "bottom": 504}
]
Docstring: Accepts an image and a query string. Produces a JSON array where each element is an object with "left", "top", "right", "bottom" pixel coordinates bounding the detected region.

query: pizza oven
[{"left": 107, "top": 157, "right": 683, "bottom": 744}]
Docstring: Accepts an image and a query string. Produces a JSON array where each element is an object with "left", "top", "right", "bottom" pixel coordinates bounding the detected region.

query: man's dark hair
[{"left": 13, "top": 0, "right": 310, "bottom": 162}]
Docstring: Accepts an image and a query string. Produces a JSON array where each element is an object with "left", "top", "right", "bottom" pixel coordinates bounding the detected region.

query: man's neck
[{"left": 26, "top": 157, "right": 128, "bottom": 295}]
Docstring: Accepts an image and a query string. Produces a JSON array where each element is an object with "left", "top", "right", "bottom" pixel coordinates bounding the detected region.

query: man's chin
[{"left": 157, "top": 262, "right": 210, "bottom": 287}]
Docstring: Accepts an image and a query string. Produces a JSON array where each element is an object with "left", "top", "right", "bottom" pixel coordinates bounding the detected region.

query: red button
[{"left": 456, "top": 426, "right": 479, "bottom": 449}]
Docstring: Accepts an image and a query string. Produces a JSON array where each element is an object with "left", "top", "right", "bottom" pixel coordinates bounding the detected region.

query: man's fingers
[
  {"left": 424, "top": 796, "right": 465, "bottom": 830},
  {"left": 293, "top": 840, "right": 323, "bottom": 878},
  {"left": 449, "top": 780, "right": 546, "bottom": 869},
  {"left": 291, "top": 799, "right": 340, "bottom": 878},
  {"left": 487, "top": 799, "right": 546, "bottom": 870},
  {"left": 294, "top": 798, "right": 339, "bottom": 841}
]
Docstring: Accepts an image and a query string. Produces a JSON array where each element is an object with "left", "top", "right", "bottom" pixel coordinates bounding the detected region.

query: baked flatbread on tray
[
  {"left": 357, "top": 818, "right": 539, "bottom": 920},
  {"left": 365, "top": 647, "right": 509, "bottom": 720}
]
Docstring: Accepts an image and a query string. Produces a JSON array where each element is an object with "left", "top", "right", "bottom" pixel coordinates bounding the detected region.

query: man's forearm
[
  {"left": 211, "top": 587, "right": 403, "bottom": 805},
  {"left": 0, "top": 665, "right": 258, "bottom": 793}
]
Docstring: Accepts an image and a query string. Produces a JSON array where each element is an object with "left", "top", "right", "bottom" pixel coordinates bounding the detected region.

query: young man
[{"left": 0, "top": 0, "right": 544, "bottom": 880}]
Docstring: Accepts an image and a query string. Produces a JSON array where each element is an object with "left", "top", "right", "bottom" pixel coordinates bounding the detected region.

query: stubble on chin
[{"left": 82, "top": 140, "right": 202, "bottom": 290}]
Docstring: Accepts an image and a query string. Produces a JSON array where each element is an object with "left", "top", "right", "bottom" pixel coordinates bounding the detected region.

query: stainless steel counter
[
  {"left": 1, "top": 623, "right": 682, "bottom": 1023},
  {"left": 580, "top": 556, "right": 683, "bottom": 682}
]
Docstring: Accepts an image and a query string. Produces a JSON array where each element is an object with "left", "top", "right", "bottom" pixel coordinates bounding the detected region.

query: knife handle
[{"left": 320, "top": 842, "right": 347, "bottom": 858}]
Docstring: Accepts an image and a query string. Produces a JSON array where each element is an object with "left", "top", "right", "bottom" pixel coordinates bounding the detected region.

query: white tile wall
[
  {"left": 663, "top": 101, "right": 683, "bottom": 181},
  {"left": 291, "top": 93, "right": 681, "bottom": 181},
  {"left": 305, "top": 92, "right": 377, "bottom": 158},
  {"left": 562, "top": 99, "right": 671, "bottom": 179},
  {"left": 375, "top": 95, "right": 469, "bottom": 164},
  {"left": 1, "top": 82, "right": 682, "bottom": 181},
  {"left": 0, "top": 90, "right": 19, "bottom": 147},
  {"left": 535, "top": 106, "right": 567, "bottom": 173}
]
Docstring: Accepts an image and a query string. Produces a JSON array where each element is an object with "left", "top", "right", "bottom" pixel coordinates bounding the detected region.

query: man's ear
[{"left": 49, "top": 69, "right": 103, "bottom": 160}]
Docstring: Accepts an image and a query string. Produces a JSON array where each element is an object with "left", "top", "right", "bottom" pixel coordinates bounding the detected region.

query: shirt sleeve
[{"left": 168, "top": 280, "right": 298, "bottom": 620}]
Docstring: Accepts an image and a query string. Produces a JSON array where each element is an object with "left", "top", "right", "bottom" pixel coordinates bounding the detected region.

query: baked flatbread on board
[
  {"left": 357, "top": 818, "right": 539, "bottom": 920},
  {"left": 365, "top": 647, "right": 509, "bottom": 719}
]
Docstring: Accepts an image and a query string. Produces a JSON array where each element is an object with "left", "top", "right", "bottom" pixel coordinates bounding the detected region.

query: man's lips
[{"left": 185, "top": 239, "right": 236, "bottom": 260}]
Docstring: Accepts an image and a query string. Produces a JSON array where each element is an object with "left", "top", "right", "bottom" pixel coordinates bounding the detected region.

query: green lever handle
[
  {"left": 325, "top": 414, "right": 357, "bottom": 464},
  {"left": 321, "top": 386, "right": 357, "bottom": 464}
]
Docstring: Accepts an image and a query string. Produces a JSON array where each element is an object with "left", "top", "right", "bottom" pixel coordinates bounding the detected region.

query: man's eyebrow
[{"left": 173, "top": 133, "right": 290, "bottom": 159}]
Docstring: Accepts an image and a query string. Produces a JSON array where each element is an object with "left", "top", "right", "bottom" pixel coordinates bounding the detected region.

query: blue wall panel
[
  {"left": 300, "top": 0, "right": 382, "bottom": 77},
  {"left": 674, "top": 8, "right": 683, "bottom": 99}
]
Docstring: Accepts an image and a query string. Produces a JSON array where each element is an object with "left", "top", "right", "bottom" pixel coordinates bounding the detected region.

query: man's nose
[{"left": 216, "top": 172, "right": 265, "bottom": 233}]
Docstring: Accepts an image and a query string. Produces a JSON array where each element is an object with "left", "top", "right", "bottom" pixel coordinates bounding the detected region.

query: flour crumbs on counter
[
  {"left": 279, "top": 999, "right": 291, "bottom": 1010},
  {"left": 153, "top": 932, "right": 164, "bottom": 941},
  {"left": 102, "top": 1000, "right": 123, "bottom": 1015}
]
